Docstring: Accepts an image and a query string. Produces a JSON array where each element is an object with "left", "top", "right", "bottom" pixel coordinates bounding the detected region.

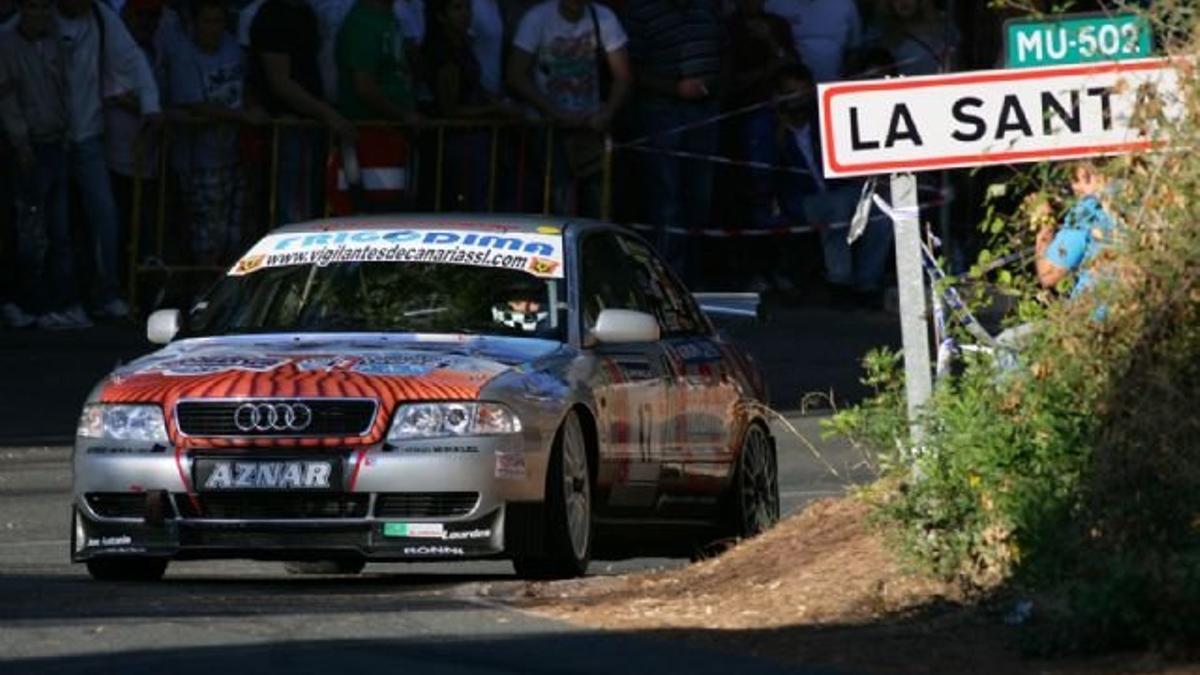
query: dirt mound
[
  {"left": 521, "top": 498, "right": 957, "bottom": 631},
  {"left": 508, "top": 498, "right": 1197, "bottom": 674}
]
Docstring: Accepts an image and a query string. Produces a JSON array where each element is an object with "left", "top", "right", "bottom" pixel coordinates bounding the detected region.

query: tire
[
  {"left": 283, "top": 558, "right": 367, "bottom": 575},
  {"left": 726, "top": 423, "right": 780, "bottom": 539},
  {"left": 85, "top": 557, "right": 169, "bottom": 581},
  {"left": 512, "top": 410, "right": 592, "bottom": 579}
]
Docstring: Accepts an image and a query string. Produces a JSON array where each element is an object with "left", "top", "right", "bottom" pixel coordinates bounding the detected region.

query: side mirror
[
  {"left": 147, "top": 309, "right": 180, "bottom": 345},
  {"left": 591, "top": 309, "right": 660, "bottom": 344}
]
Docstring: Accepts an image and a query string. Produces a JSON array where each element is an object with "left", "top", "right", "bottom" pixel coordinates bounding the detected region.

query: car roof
[{"left": 270, "top": 214, "right": 617, "bottom": 238}]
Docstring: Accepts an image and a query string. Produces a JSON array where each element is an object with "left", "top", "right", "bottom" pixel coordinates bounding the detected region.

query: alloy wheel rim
[
  {"left": 562, "top": 415, "right": 591, "bottom": 560},
  {"left": 740, "top": 427, "right": 778, "bottom": 535}
]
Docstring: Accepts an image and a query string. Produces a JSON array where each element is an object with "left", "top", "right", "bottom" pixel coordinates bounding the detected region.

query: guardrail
[{"left": 125, "top": 117, "right": 615, "bottom": 312}]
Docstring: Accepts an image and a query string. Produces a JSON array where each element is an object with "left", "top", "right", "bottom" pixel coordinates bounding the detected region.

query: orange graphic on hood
[{"left": 99, "top": 355, "right": 493, "bottom": 450}]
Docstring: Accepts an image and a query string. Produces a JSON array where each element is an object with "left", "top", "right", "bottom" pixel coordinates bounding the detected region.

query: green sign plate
[{"left": 1005, "top": 13, "right": 1152, "bottom": 68}]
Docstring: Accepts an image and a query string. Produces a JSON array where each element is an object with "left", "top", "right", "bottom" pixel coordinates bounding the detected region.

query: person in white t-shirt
[
  {"left": 507, "top": 0, "right": 630, "bottom": 216},
  {"left": 764, "top": 0, "right": 861, "bottom": 82},
  {"left": 508, "top": 0, "right": 629, "bottom": 127}
]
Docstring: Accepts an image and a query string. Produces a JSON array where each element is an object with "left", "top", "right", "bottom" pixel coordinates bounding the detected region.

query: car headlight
[
  {"left": 77, "top": 404, "right": 169, "bottom": 442},
  {"left": 387, "top": 402, "right": 522, "bottom": 440}
]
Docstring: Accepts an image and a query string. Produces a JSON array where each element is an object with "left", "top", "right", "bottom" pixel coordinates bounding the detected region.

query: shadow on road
[
  {"left": 0, "top": 579, "right": 1146, "bottom": 675},
  {"left": 0, "top": 570, "right": 523, "bottom": 623},
  {"left": 0, "top": 634, "right": 826, "bottom": 675}
]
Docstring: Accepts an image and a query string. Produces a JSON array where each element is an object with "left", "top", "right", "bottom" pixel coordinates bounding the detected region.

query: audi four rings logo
[{"left": 234, "top": 402, "right": 314, "bottom": 432}]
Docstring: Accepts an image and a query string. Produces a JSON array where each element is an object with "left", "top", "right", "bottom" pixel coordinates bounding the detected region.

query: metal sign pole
[{"left": 890, "top": 172, "right": 932, "bottom": 442}]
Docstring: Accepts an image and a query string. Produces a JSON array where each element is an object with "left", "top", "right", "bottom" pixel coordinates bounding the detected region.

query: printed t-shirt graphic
[{"left": 512, "top": 0, "right": 627, "bottom": 114}]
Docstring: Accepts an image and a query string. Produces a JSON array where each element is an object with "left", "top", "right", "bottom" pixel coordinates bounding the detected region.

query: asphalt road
[{"left": 0, "top": 307, "right": 889, "bottom": 674}]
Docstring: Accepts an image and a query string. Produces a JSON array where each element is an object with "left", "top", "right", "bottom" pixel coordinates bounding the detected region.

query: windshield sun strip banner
[{"left": 229, "top": 229, "right": 565, "bottom": 279}]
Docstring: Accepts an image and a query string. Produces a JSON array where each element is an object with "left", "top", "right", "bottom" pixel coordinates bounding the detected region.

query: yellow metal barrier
[{"left": 126, "top": 117, "right": 614, "bottom": 314}]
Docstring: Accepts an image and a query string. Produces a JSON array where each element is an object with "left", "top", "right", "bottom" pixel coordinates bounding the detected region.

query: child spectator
[
  {"left": 1036, "top": 160, "right": 1120, "bottom": 299},
  {"left": 169, "top": 0, "right": 264, "bottom": 264},
  {"left": 0, "top": 0, "right": 89, "bottom": 328}
]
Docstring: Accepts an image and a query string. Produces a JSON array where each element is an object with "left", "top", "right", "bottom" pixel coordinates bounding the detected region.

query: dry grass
[{"left": 500, "top": 498, "right": 1200, "bottom": 675}]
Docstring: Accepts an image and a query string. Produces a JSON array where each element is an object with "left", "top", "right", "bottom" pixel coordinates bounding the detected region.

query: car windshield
[{"left": 184, "top": 262, "right": 568, "bottom": 340}]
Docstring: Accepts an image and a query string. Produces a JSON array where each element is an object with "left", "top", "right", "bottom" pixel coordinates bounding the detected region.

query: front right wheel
[
  {"left": 512, "top": 410, "right": 592, "bottom": 579},
  {"left": 727, "top": 423, "right": 780, "bottom": 538}
]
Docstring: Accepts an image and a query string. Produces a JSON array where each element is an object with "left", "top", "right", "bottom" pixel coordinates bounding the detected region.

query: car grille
[
  {"left": 175, "top": 493, "right": 370, "bottom": 519},
  {"left": 374, "top": 492, "right": 479, "bottom": 518},
  {"left": 175, "top": 399, "right": 377, "bottom": 438}
]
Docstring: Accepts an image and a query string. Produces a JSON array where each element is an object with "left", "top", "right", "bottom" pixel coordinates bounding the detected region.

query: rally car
[{"left": 72, "top": 216, "right": 780, "bottom": 581}]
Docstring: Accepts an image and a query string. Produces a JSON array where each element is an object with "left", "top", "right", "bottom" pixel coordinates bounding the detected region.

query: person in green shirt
[{"left": 335, "top": 0, "right": 421, "bottom": 122}]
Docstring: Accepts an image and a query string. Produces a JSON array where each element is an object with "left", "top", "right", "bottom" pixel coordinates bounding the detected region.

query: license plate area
[{"left": 193, "top": 457, "right": 343, "bottom": 492}]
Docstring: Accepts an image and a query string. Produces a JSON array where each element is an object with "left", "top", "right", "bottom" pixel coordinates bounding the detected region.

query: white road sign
[{"left": 819, "top": 58, "right": 1182, "bottom": 178}]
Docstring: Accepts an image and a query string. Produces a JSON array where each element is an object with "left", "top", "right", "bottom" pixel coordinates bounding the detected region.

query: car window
[
  {"left": 579, "top": 233, "right": 648, "bottom": 331},
  {"left": 616, "top": 235, "right": 707, "bottom": 337},
  {"left": 185, "top": 262, "right": 567, "bottom": 340}
]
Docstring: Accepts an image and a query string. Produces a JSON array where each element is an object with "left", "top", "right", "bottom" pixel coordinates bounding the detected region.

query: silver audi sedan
[{"left": 72, "top": 216, "right": 780, "bottom": 580}]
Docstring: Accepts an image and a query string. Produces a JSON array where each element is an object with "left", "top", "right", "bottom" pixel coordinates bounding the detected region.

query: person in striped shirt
[{"left": 623, "top": 0, "right": 725, "bottom": 284}]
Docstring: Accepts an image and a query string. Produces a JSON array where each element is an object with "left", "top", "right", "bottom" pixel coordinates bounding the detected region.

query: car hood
[{"left": 97, "top": 333, "right": 561, "bottom": 447}]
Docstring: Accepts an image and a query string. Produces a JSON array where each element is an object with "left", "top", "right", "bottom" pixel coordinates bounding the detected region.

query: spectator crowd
[{"left": 0, "top": 0, "right": 993, "bottom": 330}]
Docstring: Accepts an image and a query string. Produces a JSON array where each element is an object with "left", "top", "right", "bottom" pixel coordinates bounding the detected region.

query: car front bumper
[{"left": 71, "top": 435, "right": 549, "bottom": 563}]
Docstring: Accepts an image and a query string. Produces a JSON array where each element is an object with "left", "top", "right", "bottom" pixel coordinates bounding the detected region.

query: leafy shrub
[{"left": 830, "top": 2, "right": 1200, "bottom": 653}]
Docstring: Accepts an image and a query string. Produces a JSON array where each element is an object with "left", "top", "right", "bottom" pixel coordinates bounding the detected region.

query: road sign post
[
  {"left": 818, "top": 58, "right": 1182, "bottom": 441},
  {"left": 888, "top": 173, "right": 932, "bottom": 440}
]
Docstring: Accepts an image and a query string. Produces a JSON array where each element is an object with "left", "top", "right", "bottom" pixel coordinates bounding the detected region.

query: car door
[
  {"left": 615, "top": 235, "right": 740, "bottom": 503},
  {"left": 578, "top": 233, "right": 672, "bottom": 512}
]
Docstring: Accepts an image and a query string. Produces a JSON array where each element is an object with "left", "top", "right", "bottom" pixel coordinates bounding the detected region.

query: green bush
[{"left": 830, "top": 3, "right": 1200, "bottom": 653}]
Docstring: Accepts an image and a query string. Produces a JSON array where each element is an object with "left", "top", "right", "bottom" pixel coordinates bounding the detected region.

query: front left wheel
[{"left": 512, "top": 410, "right": 592, "bottom": 579}]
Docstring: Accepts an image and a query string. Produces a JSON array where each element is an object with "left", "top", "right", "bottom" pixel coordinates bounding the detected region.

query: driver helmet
[{"left": 491, "top": 300, "right": 549, "bottom": 333}]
